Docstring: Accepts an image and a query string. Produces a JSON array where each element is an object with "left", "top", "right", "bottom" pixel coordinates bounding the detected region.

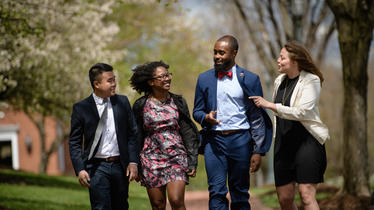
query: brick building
[{"left": 0, "top": 107, "right": 74, "bottom": 175}]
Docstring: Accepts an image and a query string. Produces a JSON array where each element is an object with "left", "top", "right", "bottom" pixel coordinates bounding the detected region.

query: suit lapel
[
  {"left": 209, "top": 69, "right": 218, "bottom": 110},
  {"left": 236, "top": 66, "right": 255, "bottom": 97},
  {"left": 88, "top": 94, "right": 100, "bottom": 122},
  {"left": 110, "top": 95, "right": 119, "bottom": 134}
]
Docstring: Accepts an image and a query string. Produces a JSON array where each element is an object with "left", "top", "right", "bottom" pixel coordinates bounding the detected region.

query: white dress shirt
[{"left": 92, "top": 93, "right": 120, "bottom": 158}]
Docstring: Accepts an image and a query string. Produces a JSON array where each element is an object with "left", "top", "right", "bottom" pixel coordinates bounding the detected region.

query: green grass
[
  {"left": 0, "top": 183, "right": 90, "bottom": 210},
  {"left": 0, "top": 157, "right": 209, "bottom": 210},
  {"left": 0, "top": 169, "right": 151, "bottom": 210}
]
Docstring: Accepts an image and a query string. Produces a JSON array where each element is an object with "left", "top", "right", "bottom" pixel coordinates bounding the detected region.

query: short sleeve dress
[{"left": 140, "top": 97, "right": 188, "bottom": 188}]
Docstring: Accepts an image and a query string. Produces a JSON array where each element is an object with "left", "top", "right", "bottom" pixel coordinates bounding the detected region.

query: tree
[
  {"left": 1, "top": 0, "right": 209, "bottom": 174},
  {"left": 228, "top": 0, "right": 335, "bottom": 84},
  {"left": 326, "top": 0, "right": 373, "bottom": 198},
  {"left": 107, "top": 1, "right": 210, "bottom": 104},
  {"left": 211, "top": 0, "right": 335, "bottom": 184},
  {"left": 0, "top": 0, "right": 120, "bottom": 173}
]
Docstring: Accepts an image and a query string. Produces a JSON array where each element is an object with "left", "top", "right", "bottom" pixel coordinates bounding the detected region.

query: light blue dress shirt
[{"left": 213, "top": 65, "right": 250, "bottom": 131}]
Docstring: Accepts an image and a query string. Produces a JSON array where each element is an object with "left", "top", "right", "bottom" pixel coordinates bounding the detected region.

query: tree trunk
[
  {"left": 26, "top": 113, "right": 49, "bottom": 174},
  {"left": 327, "top": 0, "right": 373, "bottom": 197},
  {"left": 34, "top": 116, "right": 48, "bottom": 174}
]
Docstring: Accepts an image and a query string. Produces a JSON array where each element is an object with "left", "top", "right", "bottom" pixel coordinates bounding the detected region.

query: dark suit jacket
[
  {"left": 193, "top": 65, "right": 273, "bottom": 154},
  {"left": 69, "top": 94, "right": 139, "bottom": 176}
]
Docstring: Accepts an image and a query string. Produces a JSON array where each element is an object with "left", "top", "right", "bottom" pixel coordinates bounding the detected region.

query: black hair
[
  {"left": 130, "top": 60, "right": 169, "bottom": 95},
  {"left": 89, "top": 63, "right": 113, "bottom": 90},
  {"left": 217, "top": 35, "right": 239, "bottom": 51}
]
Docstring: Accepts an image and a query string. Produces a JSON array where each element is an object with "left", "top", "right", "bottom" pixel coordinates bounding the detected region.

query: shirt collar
[
  {"left": 231, "top": 65, "right": 237, "bottom": 76},
  {"left": 93, "top": 93, "right": 109, "bottom": 105}
]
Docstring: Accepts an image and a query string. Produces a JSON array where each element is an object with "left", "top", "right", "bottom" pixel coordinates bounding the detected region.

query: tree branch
[
  {"left": 232, "top": 0, "right": 278, "bottom": 79},
  {"left": 254, "top": 0, "right": 278, "bottom": 61},
  {"left": 305, "top": 1, "right": 330, "bottom": 48},
  {"left": 277, "top": 0, "right": 293, "bottom": 40},
  {"left": 266, "top": 0, "right": 283, "bottom": 49},
  {"left": 316, "top": 19, "right": 335, "bottom": 64}
]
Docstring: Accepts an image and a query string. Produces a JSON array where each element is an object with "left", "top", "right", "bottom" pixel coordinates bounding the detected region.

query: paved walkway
[{"left": 166, "top": 191, "right": 273, "bottom": 210}]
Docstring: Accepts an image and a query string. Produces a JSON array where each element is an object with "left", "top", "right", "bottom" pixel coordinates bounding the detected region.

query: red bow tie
[{"left": 217, "top": 71, "right": 232, "bottom": 79}]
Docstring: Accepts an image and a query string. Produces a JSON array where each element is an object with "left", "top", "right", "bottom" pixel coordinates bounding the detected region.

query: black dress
[{"left": 273, "top": 76, "right": 326, "bottom": 187}]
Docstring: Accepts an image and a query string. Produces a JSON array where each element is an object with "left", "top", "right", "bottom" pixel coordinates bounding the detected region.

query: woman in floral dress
[{"left": 131, "top": 61, "right": 200, "bottom": 210}]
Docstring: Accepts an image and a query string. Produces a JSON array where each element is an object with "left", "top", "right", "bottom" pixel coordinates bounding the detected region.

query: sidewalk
[{"left": 166, "top": 191, "right": 273, "bottom": 210}]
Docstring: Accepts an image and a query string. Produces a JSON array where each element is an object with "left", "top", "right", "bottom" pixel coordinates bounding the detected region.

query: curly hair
[
  {"left": 284, "top": 41, "right": 324, "bottom": 84},
  {"left": 130, "top": 60, "right": 170, "bottom": 95}
]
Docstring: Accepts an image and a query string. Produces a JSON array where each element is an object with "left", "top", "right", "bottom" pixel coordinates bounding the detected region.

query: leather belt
[
  {"left": 93, "top": 156, "right": 120, "bottom": 162},
  {"left": 212, "top": 129, "right": 246, "bottom": 135}
]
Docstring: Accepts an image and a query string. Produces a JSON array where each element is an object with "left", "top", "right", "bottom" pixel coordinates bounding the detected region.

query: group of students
[{"left": 69, "top": 35, "right": 329, "bottom": 210}]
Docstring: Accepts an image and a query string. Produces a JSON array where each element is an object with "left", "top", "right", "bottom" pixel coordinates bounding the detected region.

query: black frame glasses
[{"left": 152, "top": 72, "right": 173, "bottom": 80}]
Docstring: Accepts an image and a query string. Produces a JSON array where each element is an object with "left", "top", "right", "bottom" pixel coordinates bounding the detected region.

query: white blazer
[{"left": 272, "top": 70, "right": 330, "bottom": 144}]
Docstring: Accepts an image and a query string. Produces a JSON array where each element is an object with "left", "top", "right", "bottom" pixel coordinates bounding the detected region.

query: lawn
[
  {"left": 0, "top": 156, "right": 347, "bottom": 210},
  {"left": 0, "top": 169, "right": 151, "bottom": 210},
  {"left": 0, "top": 156, "right": 208, "bottom": 210}
]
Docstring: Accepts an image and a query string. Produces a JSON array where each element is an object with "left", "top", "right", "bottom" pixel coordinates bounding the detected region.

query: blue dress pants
[
  {"left": 87, "top": 160, "right": 129, "bottom": 210},
  {"left": 204, "top": 131, "right": 252, "bottom": 210}
]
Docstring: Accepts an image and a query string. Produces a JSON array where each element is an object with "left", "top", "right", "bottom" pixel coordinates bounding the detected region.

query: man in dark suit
[
  {"left": 69, "top": 63, "right": 139, "bottom": 210},
  {"left": 193, "top": 35, "right": 273, "bottom": 209}
]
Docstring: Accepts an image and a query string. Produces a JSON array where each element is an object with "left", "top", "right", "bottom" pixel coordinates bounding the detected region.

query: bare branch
[
  {"left": 278, "top": 0, "right": 293, "bottom": 40},
  {"left": 316, "top": 19, "right": 335, "bottom": 64},
  {"left": 301, "top": 0, "right": 312, "bottom": 42},
  {"left": 254, "top": 0, "right": 278, "bottom": 61},
  {"left": 267, "top": 0, "right": 283, "bottom": 49},
  {"left": 305, "top": 1, "right": 330, "bottom": 48},
  {"left": 232, "top": 0, "right": 277, "bottom": 79}
]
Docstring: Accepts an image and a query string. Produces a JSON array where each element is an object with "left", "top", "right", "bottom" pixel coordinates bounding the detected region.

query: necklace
[
  {"left": 281, "top": 77, "right": 298, "bottom": 105},
  {"left": 150, "top": 94, "right": 169, "bottom": 105}
]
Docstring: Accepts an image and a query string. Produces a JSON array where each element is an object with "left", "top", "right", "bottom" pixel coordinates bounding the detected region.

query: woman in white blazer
[{"left": 250, "top": 41, "right": 329, "bottom": 210}]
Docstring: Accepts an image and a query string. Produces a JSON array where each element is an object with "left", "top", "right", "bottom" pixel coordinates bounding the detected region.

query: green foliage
[
  {"left": 106, "top": 1, "right": 210, "bottom": 104},
  {"left": 0, "top": 0, "right": 120, "bottom": 119}
]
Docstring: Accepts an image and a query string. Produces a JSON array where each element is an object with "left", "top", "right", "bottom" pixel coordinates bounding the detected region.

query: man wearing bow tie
[{"left": 193, "top": 35, "right": 273, "bottom": 210}]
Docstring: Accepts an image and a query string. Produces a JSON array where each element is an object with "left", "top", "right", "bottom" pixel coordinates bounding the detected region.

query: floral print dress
[{"left": 140, "top": 97, "right": 188, "bottom": 188}]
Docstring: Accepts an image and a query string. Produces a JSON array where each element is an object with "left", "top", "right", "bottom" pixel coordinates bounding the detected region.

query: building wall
[{"left": 0, "top": 107, "right": 65, "bottom": 175}]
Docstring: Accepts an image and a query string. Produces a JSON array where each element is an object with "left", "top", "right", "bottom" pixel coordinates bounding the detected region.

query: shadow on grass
[
  {"left": 0, "top": 169, "right": 83, "bottom": 190},
  {"left": 0, "top": 195, "right": 90, "bottom": 210}
]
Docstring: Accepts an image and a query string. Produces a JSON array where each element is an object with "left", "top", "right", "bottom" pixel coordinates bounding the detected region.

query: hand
[
  {"left": 185, "top": 169, "right": 196, "bottom": 177},
  {"left": 204, "top": 111, "right": 221, "bottom": 125},
  {"left": 78, "top": 170, "right": 90, "bottom": 187},
  {"left": 248, "top": 96, "right": 268, "bottom": 108},
  {"left": 127, "top": 163, "right": 138, "bottom": 182},
  {"left": 250, "top": 154, "right": 261, "bottom": 173}
]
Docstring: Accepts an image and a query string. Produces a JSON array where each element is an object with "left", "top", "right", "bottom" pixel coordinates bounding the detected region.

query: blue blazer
[
  {"left": 69, "top": 94, "right": 139, "bottom": 175},
  {"left": 193, "top": 66, "right": 273, "bottom": 154}
]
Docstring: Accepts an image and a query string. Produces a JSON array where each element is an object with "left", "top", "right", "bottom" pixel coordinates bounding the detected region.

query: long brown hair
[{"left": 284, "top": 41, "right": 324, "bottom": 84}]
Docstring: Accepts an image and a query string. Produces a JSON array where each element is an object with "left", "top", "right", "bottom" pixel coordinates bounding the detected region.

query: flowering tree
[{"left": 0, "top": 0, "right": 120, "bottom": 173}]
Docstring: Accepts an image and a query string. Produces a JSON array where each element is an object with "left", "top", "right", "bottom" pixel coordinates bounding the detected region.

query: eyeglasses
[{"left": 152, "top": 73, "right": 173, "bottom": 80}]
